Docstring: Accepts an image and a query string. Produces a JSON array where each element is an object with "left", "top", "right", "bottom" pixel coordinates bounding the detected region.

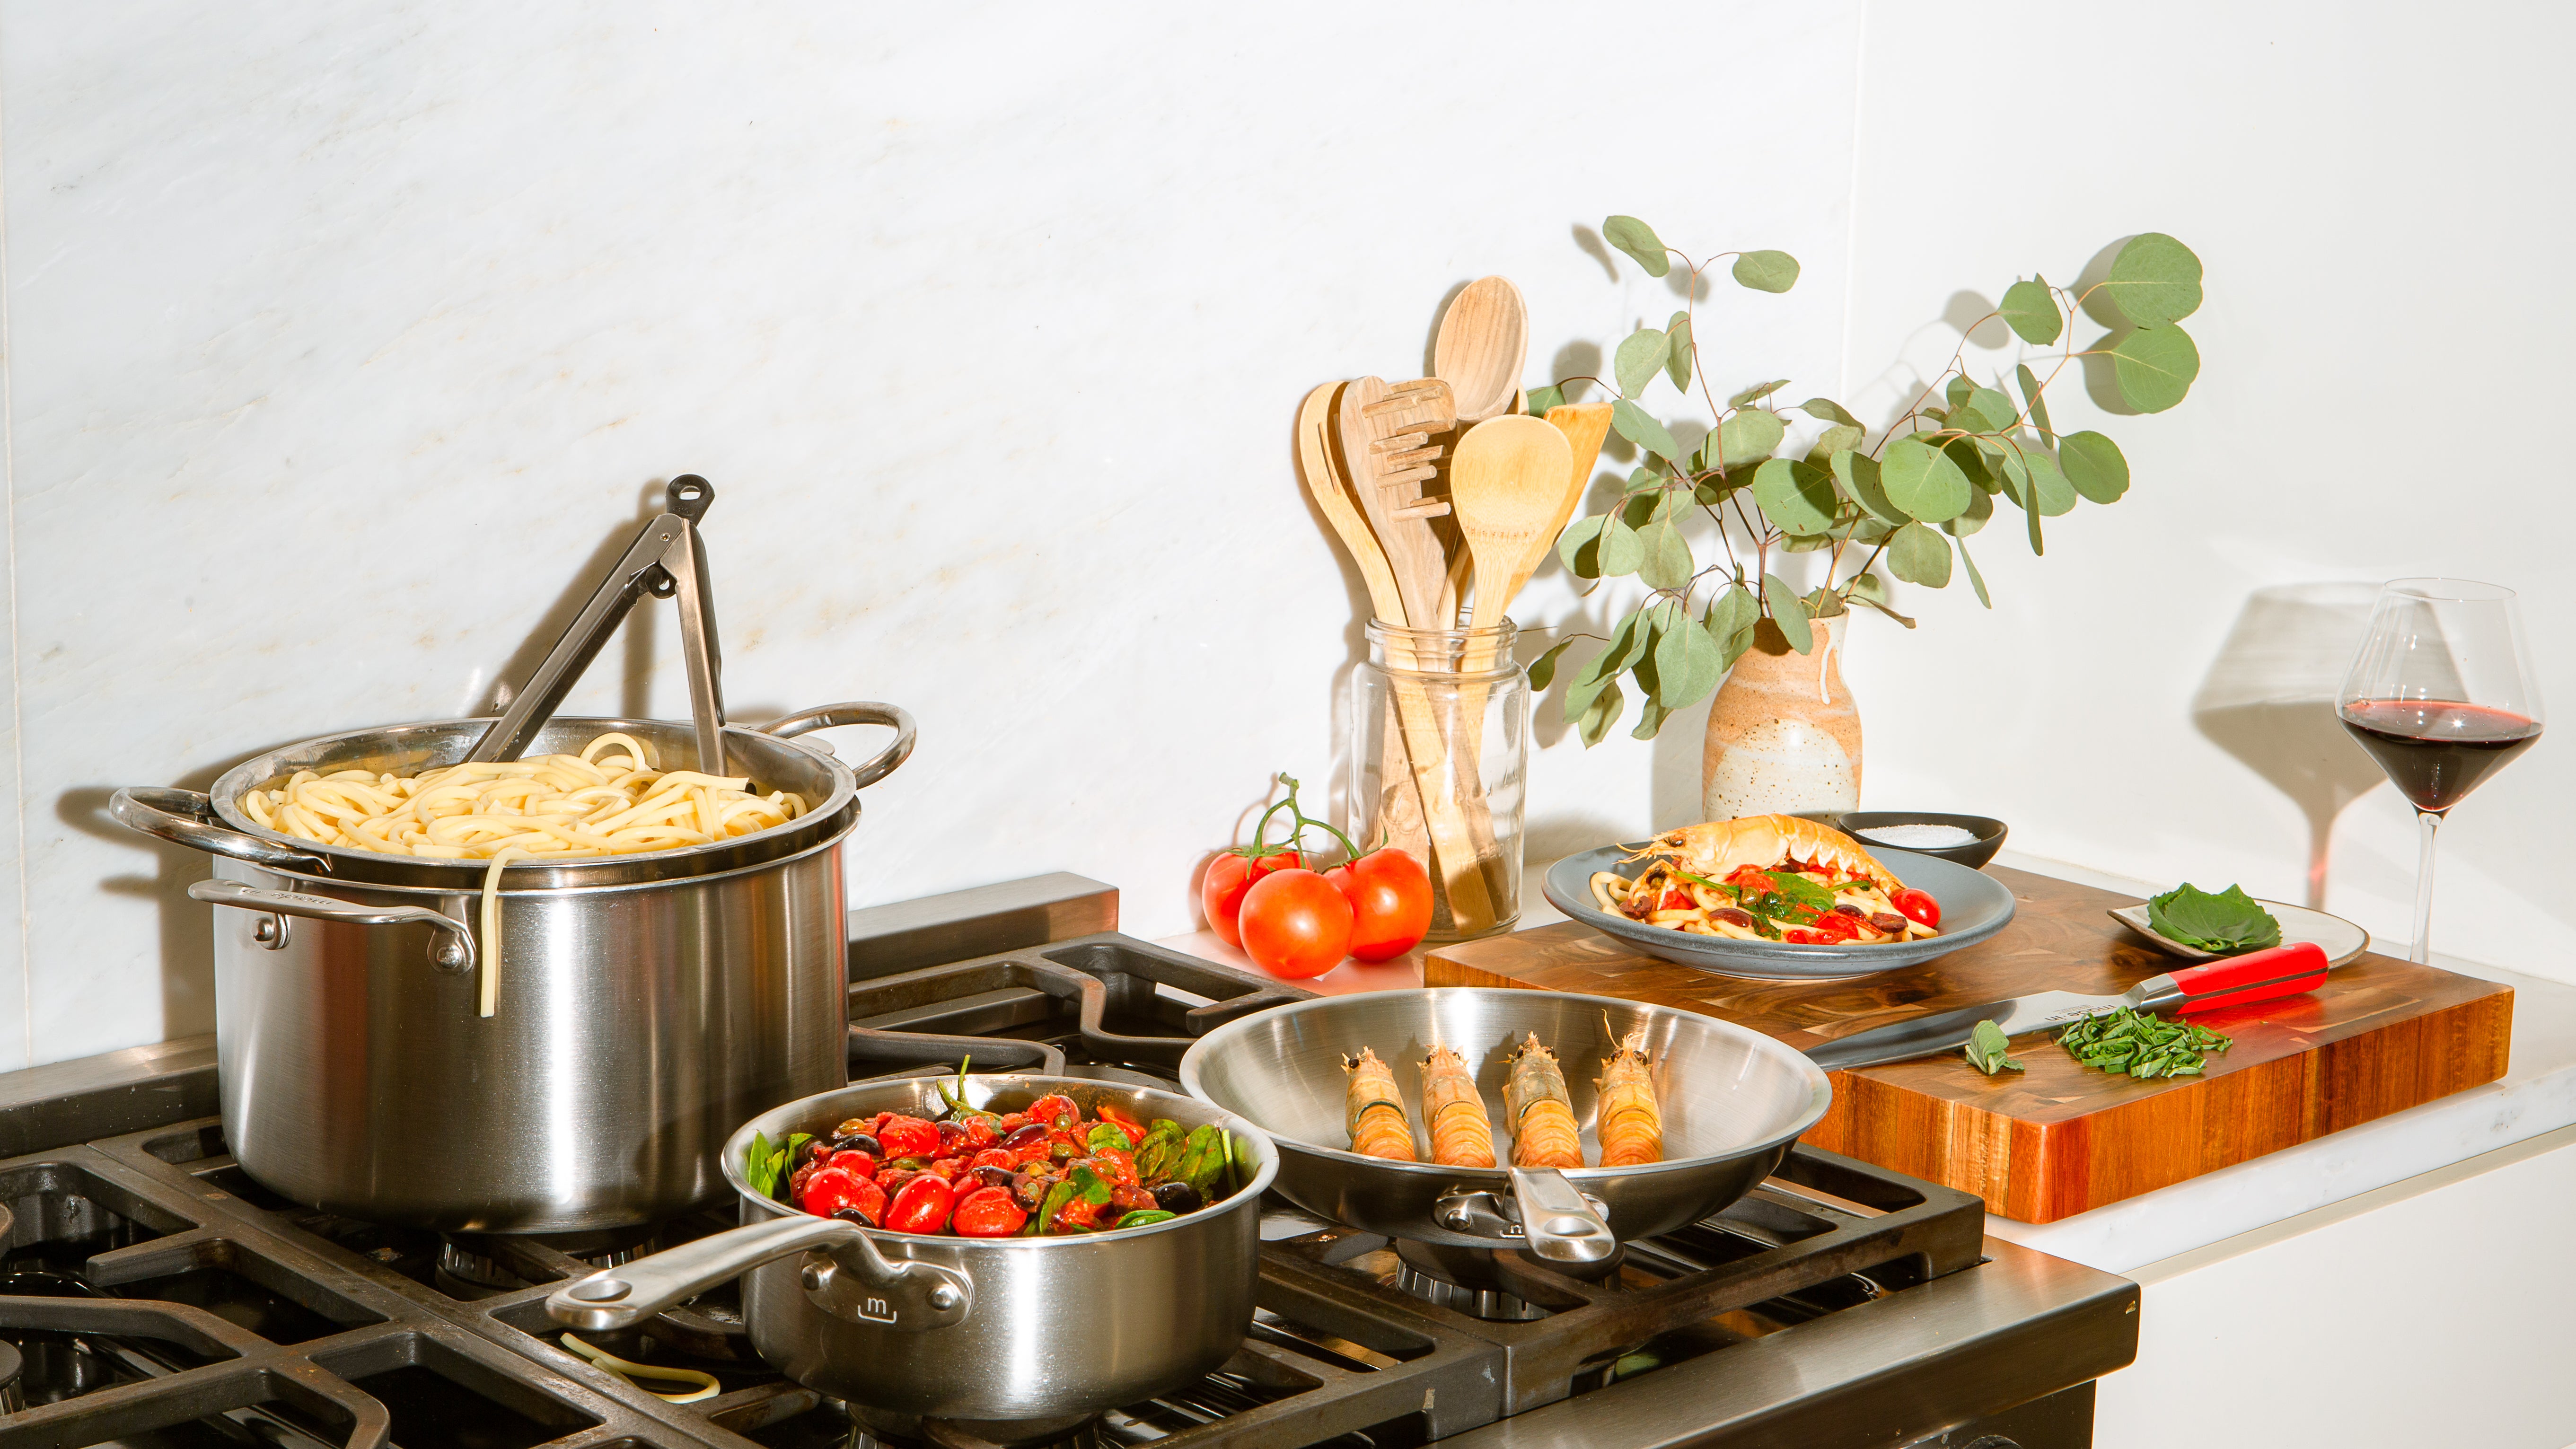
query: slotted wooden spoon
[
  {"left": 1433, "top": 277, "right": 1529, "bottom": 427},
  {"left": 1336, "top": 376, "right": 1457, "bottom": 633}
]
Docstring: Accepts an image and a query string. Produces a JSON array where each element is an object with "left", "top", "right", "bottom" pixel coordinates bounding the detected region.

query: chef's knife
[{"left": 1803, "top": 941, "right": 2330, "bottom": 1073}]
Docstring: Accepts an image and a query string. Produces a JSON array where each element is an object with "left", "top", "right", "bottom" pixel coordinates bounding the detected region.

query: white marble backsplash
[{"left": 0, "top": 3, "right": 1863, "bottom": 1064}]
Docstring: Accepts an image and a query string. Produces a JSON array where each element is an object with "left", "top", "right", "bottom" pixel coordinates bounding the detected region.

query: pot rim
[
  {"left": 722, "top": 1073, "right": 1280, "bottom": 1247},
  {"left": 210, "top": 815, "right": 859, "bottom": 898}
]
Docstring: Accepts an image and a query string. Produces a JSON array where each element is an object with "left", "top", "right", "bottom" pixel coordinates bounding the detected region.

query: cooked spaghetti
[
  {"left": 1589, "top": 815, "right": 1935, "bottom": 946},
  {"left": 241, "top": 733, "right": 808, "bottom": 1017}
]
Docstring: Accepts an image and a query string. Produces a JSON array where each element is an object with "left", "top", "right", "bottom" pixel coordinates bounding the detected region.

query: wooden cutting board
[{"left": 1425, "top": 866, "right": 2512, "bottom": 1223}]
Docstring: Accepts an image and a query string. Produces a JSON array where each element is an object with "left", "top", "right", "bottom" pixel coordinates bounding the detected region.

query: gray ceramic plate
[
  {"left": 2108, "top": 899, "right": 2370, "bottom": 969},
  {"left": 1540, "top": 845, "right": 2018, "bottom": 980}
]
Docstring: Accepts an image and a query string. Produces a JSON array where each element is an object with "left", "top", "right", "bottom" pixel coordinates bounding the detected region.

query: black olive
[
  {"left": 1868, "top": 912, "right": 1909, "bottom": 935},
  {"left": 934, "top": 1120, "right": 967, "bottom": 1150},
  {"left": 1000, "top": 1123, "right": 1049, "bottom": 1152},
  {"left": 831, "top": 1206, "right": 879, "bottom": 1228},
  {"left": 1712, "top": 907, "right": 1755, "bottom": 928},
  {"left": 1832, "top": 903, "right": 1865, "bottom": 917},
  {"left": 833, "top": 1132, "right": 883, "bottom": 1158},
  {"left": 1010, "top": 1172, "right": 1048, "bottom": 1211},
  {"left": 971, "top": 1165, "right": 1015, "bottom": 1190},
  {"left": 1151, "top": 1181, "right": 1203, "bottom": 1215}
]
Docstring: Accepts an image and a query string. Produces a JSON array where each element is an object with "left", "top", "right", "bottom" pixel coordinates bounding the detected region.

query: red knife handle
[{"left": 2156, "top": 941, "right": 2330, "bottom": 1014}]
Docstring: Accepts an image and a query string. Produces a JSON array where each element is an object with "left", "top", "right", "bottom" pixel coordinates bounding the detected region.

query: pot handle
[
  {"left": 1433, "top": 1169, "right": 1618, "bottom": 1265},
  {"left": 187, "top": 879, "right": 476, "bottom": 974},
  {"left": 760, "top": 703, "right": 918, "bottom": 789},
  {"left": 110, "top": 788, "right": 332, "bottom": 875},
  {"left": 547, "top": 1212, "right": 971, "bottom": 1334}
]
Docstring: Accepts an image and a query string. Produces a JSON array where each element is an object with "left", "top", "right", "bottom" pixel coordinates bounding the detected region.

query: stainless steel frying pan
[{"left": 1177, "top": 988, "right": 1829, "bottom": 1262}]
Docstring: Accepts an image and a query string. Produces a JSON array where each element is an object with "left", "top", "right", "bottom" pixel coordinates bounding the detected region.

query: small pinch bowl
[{"left": 1833, "top": 811, "right": 2009, "bottom": 870}]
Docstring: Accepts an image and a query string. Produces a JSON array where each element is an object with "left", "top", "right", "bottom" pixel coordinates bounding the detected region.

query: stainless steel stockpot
[
  {"left": 110, "top": 707, "right": 913, "bottom": 1233},
  {"left": 1179, "top": 988, "right": 1831, "bottom": 1257},
  {"left": 547, "top": 1075, "right": 1278, "bottom": 1442}
]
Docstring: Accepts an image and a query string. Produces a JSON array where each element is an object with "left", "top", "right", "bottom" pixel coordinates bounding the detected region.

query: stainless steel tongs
[{"left": 468, "top": 476, "right": 729, "bottom": 773}]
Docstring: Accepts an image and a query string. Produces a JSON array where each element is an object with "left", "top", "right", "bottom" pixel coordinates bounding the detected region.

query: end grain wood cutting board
[{"left": 1426, "top": 866, "right": 2512, "bottom": 1222}]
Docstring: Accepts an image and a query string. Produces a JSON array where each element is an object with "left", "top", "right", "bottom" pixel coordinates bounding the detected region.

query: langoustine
[
  {"left": 1418, "top": 1044, "right": 1496, "bottom": 1168},
  {"left": 1343, "top": 1046, "right": 1417, "bottom": 1160},
  {"left": 1502, "top": 1033, "right": 1585, "bottom": 1169},
  {"left": 1593, "top": 1023, "right": 1664, "bottom": 1167}
]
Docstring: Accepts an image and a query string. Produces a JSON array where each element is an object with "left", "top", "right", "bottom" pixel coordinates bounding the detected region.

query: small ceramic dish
[
  {"left": 2108, "top": 899, "right": 2370, "bottom": 969},
  {"left": 1833, "top": 811, "right": 2008, "bottom": 870},
  {"left": 1541, "top": 845, "right": 2016, "bottom": 981}
]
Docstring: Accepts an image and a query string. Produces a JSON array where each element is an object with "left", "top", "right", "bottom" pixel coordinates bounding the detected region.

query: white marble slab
[{"left": 0, "top": 2, "right": 1864, "bottom": 1064}]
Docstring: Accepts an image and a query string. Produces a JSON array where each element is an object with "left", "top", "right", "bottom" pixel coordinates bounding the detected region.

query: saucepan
[
  {"left": 1178, "top": 988, "right": 1829, "bottom": 1262},
  {"left": 548, "top": 1074, "right": 1278, "bottom": 1444}
]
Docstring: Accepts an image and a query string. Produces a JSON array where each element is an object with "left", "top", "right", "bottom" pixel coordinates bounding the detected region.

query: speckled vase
[{"left": 1701, "top": 612, "right": 1861, "bottom": 820}]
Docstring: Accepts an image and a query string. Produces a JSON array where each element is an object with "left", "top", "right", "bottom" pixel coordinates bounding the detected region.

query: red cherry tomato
[
  {"left": 1890, "top": 887, "right": 1942, "bottom": 929},
  {"left": 801, "top": 1166, "right": 885, "bottom": 1221},
  {"left": 962, "top": 1117, "right": 1000, "bottom": 1150},
  {"left": 1201, "top": 849, "right": 1301, "bottom": 947},
  {"left": 885, "top": 1174, "right": 956, "bottom": 1234},
  {"left": 950, "top": 1186, "right": 1029, "bottom": 1237},
  {"left": 826, "top": 1149, "right": 878, "bottom": 1180},
  {"left": 1026, "top": 1094, "right": 1080, "bottom": 1129},
  {"left": 1238, "top": 868, "right": 1355, "bottom": 978},
  {"left": 875, "top": 1115, "right": 941, "bottom": 1158},
  {"left": 967, "top": 1148, "right": 1017, "bottom": 1173},
  {"left": 1322, "top": 848, "right": 1433, "bottom": 962}
]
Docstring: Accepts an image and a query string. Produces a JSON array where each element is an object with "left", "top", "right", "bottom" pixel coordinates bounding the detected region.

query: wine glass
[{"left": 2336, "top": 579, "right": 2544, "bottom": 962}]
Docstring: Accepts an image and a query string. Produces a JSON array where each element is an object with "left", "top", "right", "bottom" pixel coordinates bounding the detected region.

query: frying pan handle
[
  {"left": 110, "top": 788, "right": 332, "bottom": 875},
  {"left": 761, "top": 703, "right": 918, "bottom": 788},
  {"left": 546, "top": 1212, "right": 971, "bottom": 1334},
  {"left": 1433, "top": 1171, "right": 1617, "bottom": 1263}
]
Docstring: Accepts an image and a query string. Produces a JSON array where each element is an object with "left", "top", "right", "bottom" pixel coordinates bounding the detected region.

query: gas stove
[{"left": 0, "top": 875, "right": 2136, "bottom": 1448}]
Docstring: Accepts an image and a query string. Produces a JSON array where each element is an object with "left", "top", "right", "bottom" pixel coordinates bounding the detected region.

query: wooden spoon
[
  {"left": 1542, "top": 402, "right": 1616, "bottom": 539},
  {"left": 1295, "top": 382, "right": 1407, "bottom": 625},
  {"left": 1434, "top": 277, "right": 1529, "bottom": 426},
  {"left": 1449, "top": 415, "right": 1574, "bottom": 630}
]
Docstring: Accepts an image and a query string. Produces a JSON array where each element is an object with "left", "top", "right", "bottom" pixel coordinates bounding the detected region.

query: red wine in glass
[
  {"left": 2338, "top": 701, "right": 2542, "bottom": 815},
  {"left": 2336, "top": 580, "right": 2544, "bottom": 962}
]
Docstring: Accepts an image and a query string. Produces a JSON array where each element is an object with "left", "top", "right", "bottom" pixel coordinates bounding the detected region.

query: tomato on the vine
[
  {"left": 1239, "top": 868, "right": 1354, "bottom": 978},
  {"left": 1890, "top": 887, "right": 1942, "bottom": 929},
  {"left": 1324, "top": 848, "right": 1433, "bottom": 962},
  {"left": 1202, "top": 849, "right": 1301, "bottom": 947}
]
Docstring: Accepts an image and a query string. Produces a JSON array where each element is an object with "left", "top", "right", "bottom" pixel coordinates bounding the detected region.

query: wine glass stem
[{"left": 2410, "top": 809, "right": 2441, "bottom": 964}]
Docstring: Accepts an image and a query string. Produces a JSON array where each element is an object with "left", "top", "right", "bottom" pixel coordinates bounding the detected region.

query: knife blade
[{"left": 1803, "top": 941, "right": 2330, "bottom": 1074}]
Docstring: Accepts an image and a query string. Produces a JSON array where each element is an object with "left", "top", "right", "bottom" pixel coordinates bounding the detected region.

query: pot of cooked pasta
[{"left": 108, "top": 703, "right": 914, "bottom": 1233}]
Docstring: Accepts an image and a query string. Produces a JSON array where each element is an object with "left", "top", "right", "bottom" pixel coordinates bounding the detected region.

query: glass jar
[{"left": 1348, "top": 620, "right": 1527, "bottom": 942}]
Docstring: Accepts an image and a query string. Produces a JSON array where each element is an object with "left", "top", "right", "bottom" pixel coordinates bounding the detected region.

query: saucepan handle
[
  {"left": 547, "top": 1212, "right": 971, "bottom": 1334},
  {"left": 761, "top": 703, "right": 918, "bottom": 788},
  {"left": 110, "top": 788, "right": 331, "bottom": 875},
  {"left": 1432, "top": 1170, "right": 1618, "bottom": 1264},
  {"left": 187, "top": 879, "right": 476, "bottom": 974}
]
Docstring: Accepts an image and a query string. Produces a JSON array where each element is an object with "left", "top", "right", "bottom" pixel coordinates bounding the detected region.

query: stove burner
[
  {"left": 1386, "top": 1236, "right": 1635, "bottom": 1321},
  {"left": 0, "top": 1337, "right": 25, "bottom": 1414}
]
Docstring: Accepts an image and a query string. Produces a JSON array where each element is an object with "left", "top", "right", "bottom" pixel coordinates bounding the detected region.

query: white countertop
[{"left": 1159, "top": 848, "right": 2576, "bottom": 1277}]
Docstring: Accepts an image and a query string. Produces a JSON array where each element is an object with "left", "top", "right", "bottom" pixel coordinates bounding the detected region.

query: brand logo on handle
[{"left": 859, "top": 1297, "right": 894, "bottom": 1323}]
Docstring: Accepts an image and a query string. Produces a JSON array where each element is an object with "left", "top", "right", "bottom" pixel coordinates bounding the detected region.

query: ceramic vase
[{"left": 1701, "top": 612, "right": 1861, "bottom": 820}]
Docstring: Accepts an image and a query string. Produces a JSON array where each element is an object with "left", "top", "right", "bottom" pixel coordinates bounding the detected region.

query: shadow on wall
[{"left": 2191, "top": 582, "right": 2384, "bottom": 906}]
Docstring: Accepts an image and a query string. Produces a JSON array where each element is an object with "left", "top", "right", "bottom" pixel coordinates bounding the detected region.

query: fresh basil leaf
[{"left": 2145, "top": 883, "right": 2284, "bottom": 953}]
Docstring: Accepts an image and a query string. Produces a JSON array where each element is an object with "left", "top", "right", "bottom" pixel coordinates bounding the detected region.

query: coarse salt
[{"left": 1858, "top": 823, "right": 1980, "bottom": 849}]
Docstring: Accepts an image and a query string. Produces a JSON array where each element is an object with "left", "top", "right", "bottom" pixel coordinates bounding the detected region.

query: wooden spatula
[
  {"left": 1542, "top": 402, "right": 1616, "bottom": 541},
  {"left": 1449, "top": 415, "right": 1574, "bottom": 630},
  {"left": 1434, "top": 277, "right": 1529, "bottom": 426},
  {"left": 1336, "top": 376, "right": 1458, "bottom": 632}
]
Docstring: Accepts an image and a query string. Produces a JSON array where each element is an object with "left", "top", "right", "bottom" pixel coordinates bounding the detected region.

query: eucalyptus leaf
[
  {"left": 1880, "top": 437, "right": 1973, "bottom": 523},
  {"left": 1525, "top": 637, "right": 1578, "bottom": 692},
  {"left": 1728, "top": 378, "right": 1790, "bottom": 408},
  {"left": 1636, "top": 519, "right": 1694, "bottom": 590},
  {"left": 1526, "top": 383, "right": 1565, "bottom": 418},
  {"left": 1943, "top": 435, "right": 1998, "bottom": 492},
  {"left": 1602, "top": 216, "right": 1670, "bottom": 278},
  {"left": 1576, "top": 676, "right": 1626, "bottom": 746},
  {"left": 1778, "top": 531, "right": 1836, "bottom": 553},
  {"left": 1610, "top": 399, "right": 1680, "bottom": 462},
  {"left": 1799, "top": 397, "right": 1859, "bottom": 427},
  {"left": 2023, "top": 480, "right": 2045, "bottom": 555},
  {"left": 2101, "top": 232, "right": 2204, "bottom": 327},
  {"left": 1614, "top": 327, "right": 1671, "bottom": 398},
  {"left": 1704, "top": 583, "right": 1759, "bottom": 662},
  {"left": 2059, "top": 430, "right": 2130, "bottom": 502},
  {"left": 1761, "top": 572, "right": 1814, "bottom": 654},
  {"left": 1887, "top": 521, "right": 1953, "bottom": 587},
  {"left": 1942, "top": 484, "right": 1995, "bottom": 537},
  {"left": 2015, "top": 362, "right": 2054, "bottom": 442},
  {"left": 1652, "top": 614, "right": 1724, "bottom": 710},
  {"left": 1598, "top": 510, "right": 1646, "bottom": 575},
  {"left": 1945, "top": 376, "right": 1976, "bottom": 412},
  {"left": 1807, "top": 423, "right": 1864, "bottom": 462},
  {"left": 1969, "top": 386, "right": 2016, "bottom": 432},
  {"left": 2109, "top": 323, "right": 2199, "bottom": 412},
  {"left": 1557, "top": 514, "right": 1607, "bottom": 577},
  {"left": 2021, "top": 446, "right": 2076, "bottom": 515},
  {"left": 1732, "top": 250, "right": 1799, "bottom": 292},
  {"left": 1846, "top": 571, "right": 1889, "bottom": 604},
  {"left": 1999, "top": 276, "right": 2062, "bottom": 344},
  {"left": 1665, "top": 312, "right": 1694, "bottom": 392},
  {"left": 1853, "top": 593, "right": 1918, "bottom": 628},
  {"left": 1956, "top": 534, "right": 1991, "bottom": 607},
  {"left": 1628, "top": 700, "right": 1671, "bottom": 741},
  {"left": 1751, "top": 457, "right": 1838, "bottom": 535},
  {"left": 1830, "top": 451, "right": 1909, "bottom": 526},
  {"left": 1716, "top": 407, "right": 1785, "bottom": 467}
]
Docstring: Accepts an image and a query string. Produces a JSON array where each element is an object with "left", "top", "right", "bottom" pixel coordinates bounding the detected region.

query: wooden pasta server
[{"left": 1803, "top": 941, "right": 2331, "bottom": 1073}]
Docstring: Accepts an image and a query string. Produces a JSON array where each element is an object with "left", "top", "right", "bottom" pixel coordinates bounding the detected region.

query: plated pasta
[{"left": 1588, "top": 814, "right": 1941, "bottom": 946}]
